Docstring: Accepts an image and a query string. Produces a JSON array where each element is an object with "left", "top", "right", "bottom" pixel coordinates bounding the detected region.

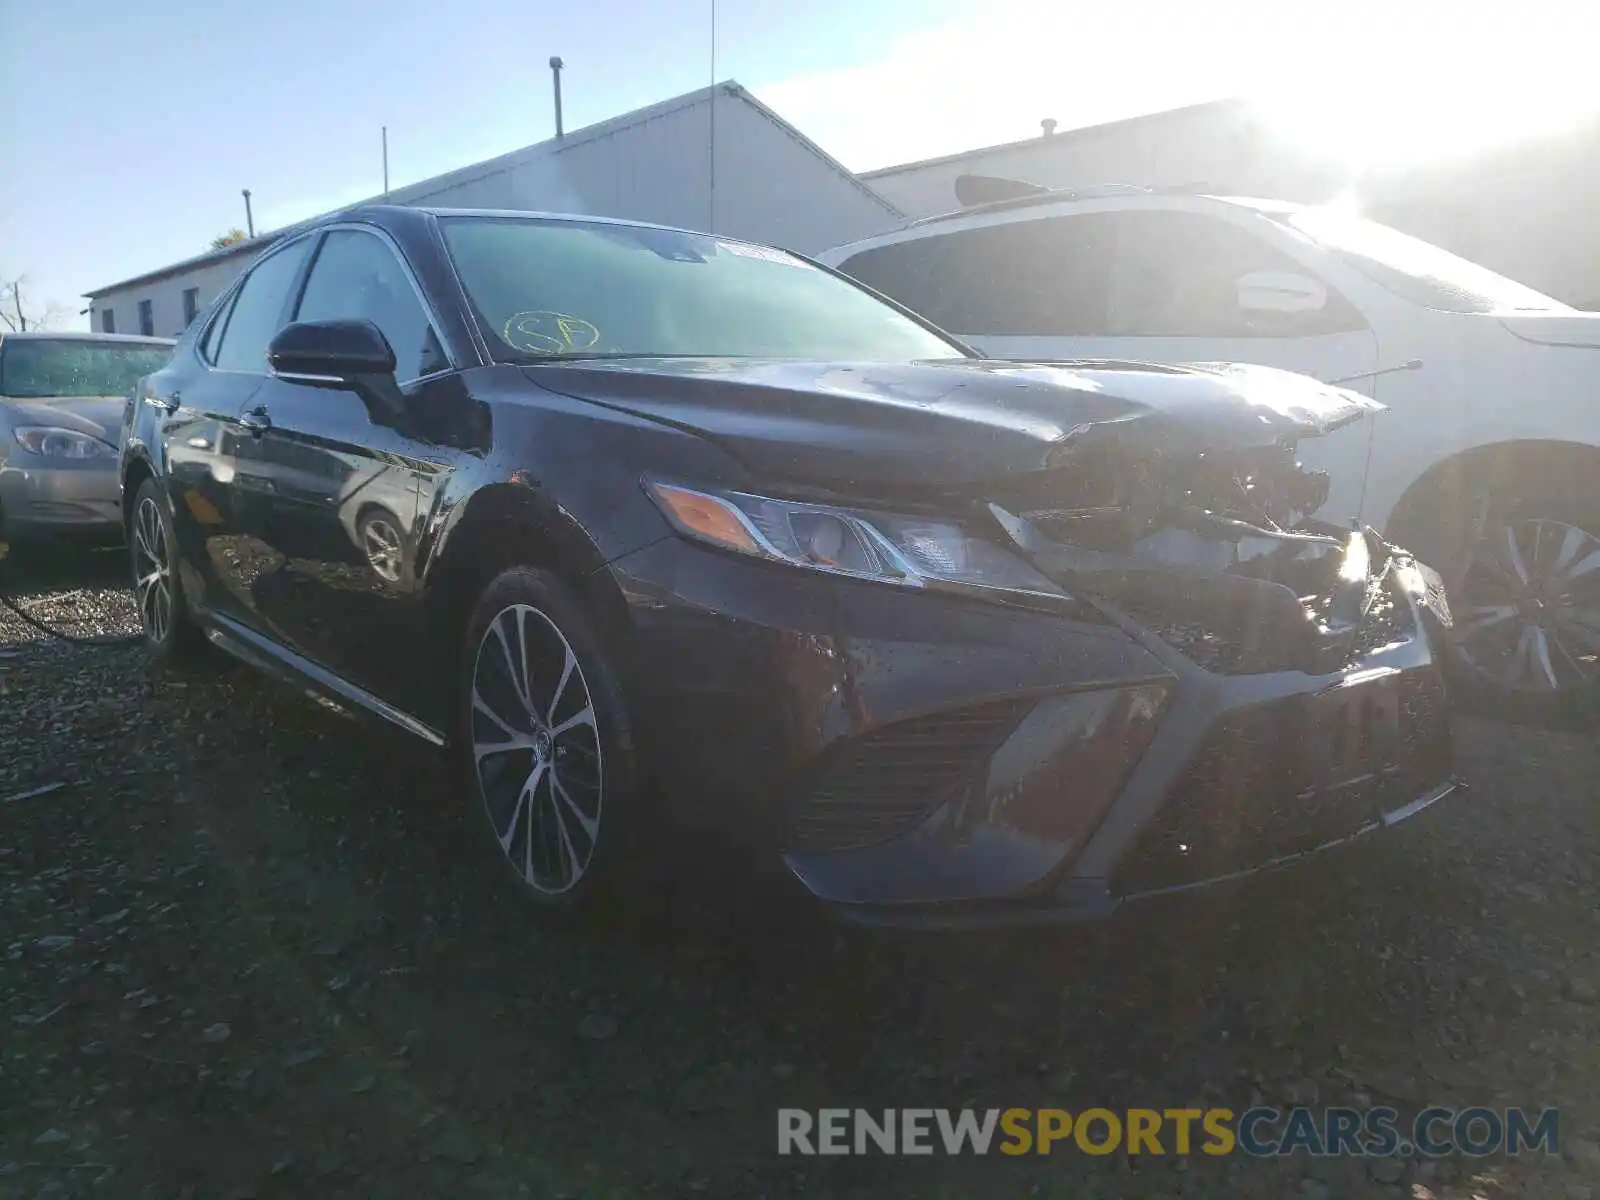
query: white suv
[{"left": 821, "top": 184, "right": 1600, "bottom": 716}]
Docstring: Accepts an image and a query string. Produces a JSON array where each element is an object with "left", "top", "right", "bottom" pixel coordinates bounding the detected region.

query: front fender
[{"left": 420, "top": 475, "right": 615, "bottom": 591}]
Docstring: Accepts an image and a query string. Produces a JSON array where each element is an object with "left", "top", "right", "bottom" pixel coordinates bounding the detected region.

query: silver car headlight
[
  {"left": 13, "top": 426, "right": 118, "bottom": 460},
  {"left": 645, "top": 480, "right": 1067, "bottom": 602}
]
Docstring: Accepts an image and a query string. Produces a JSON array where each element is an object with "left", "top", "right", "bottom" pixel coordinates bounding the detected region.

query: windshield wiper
[{"left": 506, "top": 352, "right": 703, "bottom": 364}]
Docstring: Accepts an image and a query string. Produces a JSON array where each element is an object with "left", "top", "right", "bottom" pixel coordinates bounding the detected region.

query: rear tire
[
  {"left": 129, "top": 478, "right": 214, "bottom": 669},
  {"left": 455, "top": 566, "right": 642, "bottom": 914}
]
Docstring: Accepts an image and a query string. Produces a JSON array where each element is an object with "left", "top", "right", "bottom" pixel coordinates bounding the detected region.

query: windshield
[
  {"left": 1279, "top": 209, "right": 1566, "bottom": 314},
  {"left": 0, "top": 338, "right": 173, "bottom": 398},
  {"left": 440, "top": 216, "right": 965, "bottom": 363}
]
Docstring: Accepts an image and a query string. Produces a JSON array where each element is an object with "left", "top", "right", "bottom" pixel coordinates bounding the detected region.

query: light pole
[{"left": 550, "top": 56, "right": 564, "bottom": 138}]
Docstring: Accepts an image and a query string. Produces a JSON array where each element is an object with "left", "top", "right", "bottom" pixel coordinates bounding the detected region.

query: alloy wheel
[
  {"left": 131, "top": 496, "right": 173, "bottom": 645},
  {"left": 360, "top": 513, "right": 404, "bottom": 582},
  {"left": 1452, "top": 517, "right": 1600, "bottom": 695},
  {"left": 469, "top": 603, "right": 603, "bottom": 894}
]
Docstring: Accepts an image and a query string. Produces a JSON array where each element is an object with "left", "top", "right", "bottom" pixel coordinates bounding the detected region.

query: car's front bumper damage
[
  {"left": 829, "top": 779, "right": 1461, "bottom": 931},
  {"left": 609, "top": 521, "right": 1458, "bottom": 930},
  {"left": 790, "top": 526, "right": 1458, "bottom": 928}
]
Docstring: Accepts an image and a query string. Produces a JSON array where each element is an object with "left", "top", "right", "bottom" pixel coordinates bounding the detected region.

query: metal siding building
[
  {"left": 859, "top": 100, "right": 1600, "bottom": 309},
  {"left": 86, "top": 83, "right": 902, "bottom": 337},
  {"left": 857, "top": 101, "right": 1330, "bottom": 219}
]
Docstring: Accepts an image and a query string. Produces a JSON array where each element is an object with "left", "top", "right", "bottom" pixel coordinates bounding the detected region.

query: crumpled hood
[
  {"left": 0, "top": 394, "right": 124, "bottom": 445},
  {"left": 1499, "top": 312, "right": 1600, "bottom": 350},
  {"left": 525, "top": 357, "right": 1381, "bottom": 488}
]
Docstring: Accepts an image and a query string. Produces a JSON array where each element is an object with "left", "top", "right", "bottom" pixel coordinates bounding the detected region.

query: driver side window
[{"left": 294, "top": 230, "right": 449, "bottom": 382}]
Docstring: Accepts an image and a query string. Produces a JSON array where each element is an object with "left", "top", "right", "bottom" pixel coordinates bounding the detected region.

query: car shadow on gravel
[{"left": 2, "top": 551, "right": 1596, "bottom": 1200}]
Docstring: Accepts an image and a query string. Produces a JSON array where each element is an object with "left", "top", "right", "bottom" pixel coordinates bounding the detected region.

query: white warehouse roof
[{"left": 86, "top": 82, "right": 904, "bottom": 336}]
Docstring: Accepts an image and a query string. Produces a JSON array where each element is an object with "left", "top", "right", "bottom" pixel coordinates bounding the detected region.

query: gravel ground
[{"left": 1, "top": 548, "right": 1596, "bottom": 1200}]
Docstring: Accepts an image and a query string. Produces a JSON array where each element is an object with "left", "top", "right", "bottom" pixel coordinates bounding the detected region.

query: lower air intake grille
[
  {"left": 1110, "top": 667, "right": 1451, "bottom": 895},
  {"left": 785, "top": 699, "right": 1034, "bottom": 853}
]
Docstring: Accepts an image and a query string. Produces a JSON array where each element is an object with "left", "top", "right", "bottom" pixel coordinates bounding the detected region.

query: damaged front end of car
[
  {"left": 986, "top": 433, "right": 1452, "bottom": 677},
  {"left": 987, "top": 430, "right": 1459, "bottom": 905},
  {"left": 804, "top": 364, "right": 1460, "bottom": 927}
]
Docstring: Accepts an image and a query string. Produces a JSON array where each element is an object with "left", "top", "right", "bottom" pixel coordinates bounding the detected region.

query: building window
[
  {"left": 182, "top": 288, "right": 200, "bottom": 326},
  {"left": 138, "top": 299, "right": 154, "bottom": 337},
  {"left": 100, "top": 309, "right": 116, "bottom": 334}
]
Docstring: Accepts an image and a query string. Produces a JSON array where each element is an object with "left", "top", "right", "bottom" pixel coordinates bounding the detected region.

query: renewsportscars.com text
[{"left": 777, "top": 1106, "right": 1560, "bottom": 1158}]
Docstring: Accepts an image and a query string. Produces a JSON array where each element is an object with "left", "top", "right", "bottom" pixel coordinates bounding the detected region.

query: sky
[{"left": 3, "top": 0, "right": 1598, "bottom": 329}]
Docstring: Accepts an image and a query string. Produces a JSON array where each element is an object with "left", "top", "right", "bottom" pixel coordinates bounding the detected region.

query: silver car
[{"left": 0, "top": 331, "right": 174, "bottom": 543}]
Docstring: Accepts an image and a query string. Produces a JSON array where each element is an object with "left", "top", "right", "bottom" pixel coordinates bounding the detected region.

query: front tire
[
  {"left": 1401, "top": 467, "right": 1600, "bottom": 729},
  {"left": 129, "top": 478, "right": 211, "bottom": 668},
  {"left": 455, "top": 566, "right": 640, "bottom": 912},
  {"left": 1442, "top": 494, "right": 1600, "bottom": 722}
]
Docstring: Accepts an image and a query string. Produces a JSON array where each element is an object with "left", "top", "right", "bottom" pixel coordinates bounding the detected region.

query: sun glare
[
  {"left": 1246, "top": 11, "right": 1600, "bottom": 171},
  {"left": 1256, "top": 84, "right": 1600, "bottom": 171}
]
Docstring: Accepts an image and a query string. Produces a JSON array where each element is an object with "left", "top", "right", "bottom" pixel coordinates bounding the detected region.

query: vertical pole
[
  {"left": 242, "top": 189, "right": 255, "bottom": 239},
  {"left": 707, "top": 0, "right": 716, "bottom": 233},
  {"left": 549, "top": 57, "right": 565, "bottom": 137}
]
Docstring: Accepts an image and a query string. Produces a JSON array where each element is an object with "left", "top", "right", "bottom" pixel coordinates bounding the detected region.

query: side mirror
[
  {"left": 269, "top": 319, "right": 397, "bottom": 381},
  {"left": 268, "top": 319, "right": 406, "bottom": 424},
  {"left": 1236, "top": 270, "right": 1328, "bottom": 315}
]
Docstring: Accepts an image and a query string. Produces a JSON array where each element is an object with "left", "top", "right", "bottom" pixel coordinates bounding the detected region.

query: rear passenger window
[
  {"left": 1106, "top": 211, "right": 1366, "bottom": 338},
  {"left": 840, "top": 216, "right": 1115, "bottom": 337},
  {"left": 213, "top": 239, "right": 313, "bottom": 373}
]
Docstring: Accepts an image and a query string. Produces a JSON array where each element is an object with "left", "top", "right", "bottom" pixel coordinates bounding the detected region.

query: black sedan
[{"left": 120, "top": 205, "right": 1457, "bottom": 925}]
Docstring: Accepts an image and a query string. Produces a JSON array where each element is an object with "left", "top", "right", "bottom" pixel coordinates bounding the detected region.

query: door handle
[
  {"left": 239, "top": 405, "right": 272, "bottom": 435},
  {"left": 144, "top": 389, "right": 180, "bottom": 413}
]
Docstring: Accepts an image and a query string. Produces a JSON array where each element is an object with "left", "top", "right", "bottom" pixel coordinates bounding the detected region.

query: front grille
[
  {"left": 1115, "top": 599, "right": 1285, "bottom": 674},
  {"left": 1347, "top": 586, "right": 1412, "bottom": 661},
  {"left": 784, "top": 699, "right": 1034, "bottom": 853},
  {"left": 1111, "top": 667, "right": 1451, "bottom": 895}
]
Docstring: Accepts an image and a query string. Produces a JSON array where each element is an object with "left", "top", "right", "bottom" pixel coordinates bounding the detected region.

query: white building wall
[
  {"left": 862, "top": 125, "right": 1166, "bottom": 219},
  {"left": 1359, "top": 119, "right": 1600, "bottom": 309},
  {"left": 857, "top": 101, "right": 1600, "bottom": 307},
  {"left": 861, "top": 102, "right": 1320, "bottom": 221},
  {"left": 89, "top": 253, "right": 253, "bottom": 341}
]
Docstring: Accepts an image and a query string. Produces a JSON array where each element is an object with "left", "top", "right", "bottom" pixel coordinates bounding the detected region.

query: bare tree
[
  {"left": 0, "top": 274, "right": 69, "bottom": 333},
  {"left": 210, "top": 229, "right": 249, "bottom": 251}
]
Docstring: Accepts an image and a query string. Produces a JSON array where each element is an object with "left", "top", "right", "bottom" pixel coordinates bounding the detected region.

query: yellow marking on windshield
[{"left": 502, "top": 311, "right": 601, "bottom": 356}]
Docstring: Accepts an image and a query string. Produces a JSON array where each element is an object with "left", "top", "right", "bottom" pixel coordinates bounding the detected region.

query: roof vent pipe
[{"left": 1041, "top": 118, "right": 1057, "bottom": 137}]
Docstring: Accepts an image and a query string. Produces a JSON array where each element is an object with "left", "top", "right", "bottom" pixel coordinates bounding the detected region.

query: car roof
[
  {"left": 0, "top": 330, "right": 175, "bottom": 346},
  {"left": 825, "top": 190, "right": 1310, "bottom": 258},
  {"left": 913, "top": 188, "right": 1305, "bottom": 226},
  {"left": 322, "top": 203, "right": 757, "bottom": 247},
  {"left": 1210, "top": 196, "right": 1304, "bottom": 214}
]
